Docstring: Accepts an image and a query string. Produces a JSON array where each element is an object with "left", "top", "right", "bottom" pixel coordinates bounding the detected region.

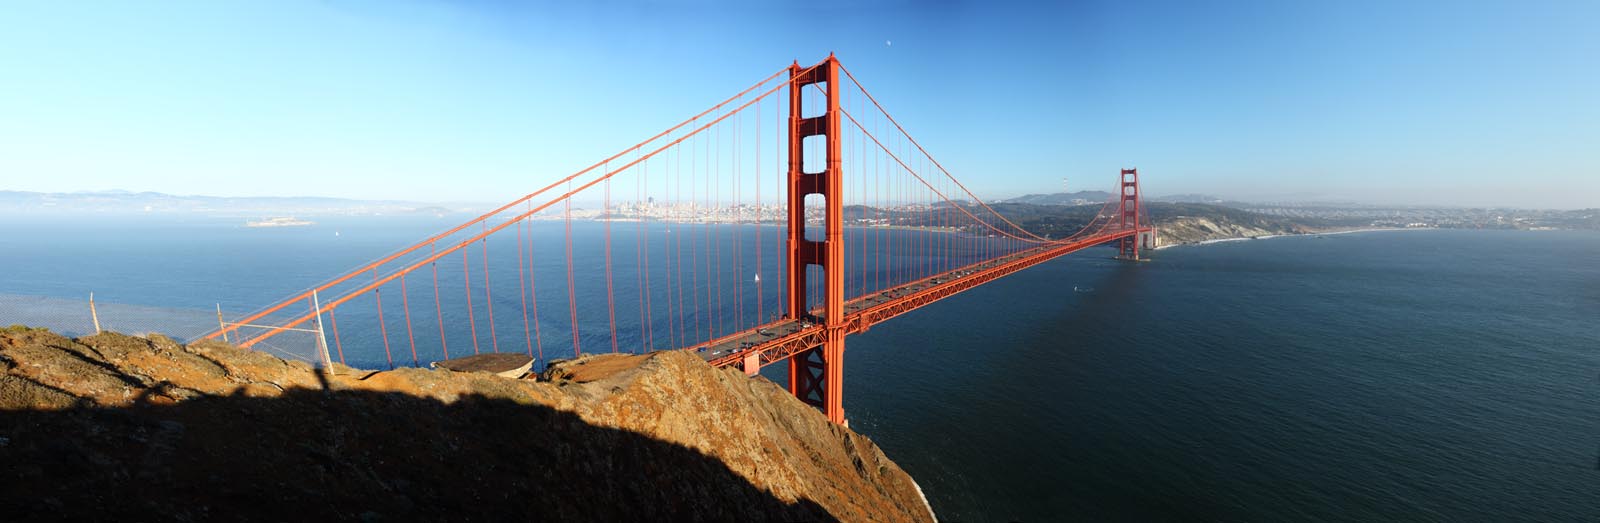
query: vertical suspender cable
[
  {"left": 400, "top": 274, "right": 418, "bottom": 367},
  {"left": 527, "top": 201, "right": 544, "bottom": 363},
  {"left": 674, "top": 132, "right": 685, "bottom": 349},
  {"left": 462, "top": 250, "right": 480, "bottom": 355},
  {"left": 665, "top": 144, "right": 677, "bottom": 348},
  {"left": 373, "top": 272, "right": 393, "bottom": 369},
  {"left": 604, "top": 173, "right": 618, "bottom": 354},
  {"left": 771, "top": 97, "right": 777, "bottom": 319},
  {"left": 565, "top": 179, "right": 581, "bottom": 357},
  {"left": 756, "top": 95, "right": 763, "bottom": 324},
  {"left": 481, "top": 224, "right": 498, "bottom": 353},
  {"left": 733, "top": 112, "right": 741, "bottom": 332},
  {"left": 637, "top": 155, "right": 651, "bottom": 352},
  {"left": 431, "top": 243, "right": 448, "bottom": 359},
  {"left": 711, "top": 119, "right": 718, "bottom": 330},
  {"left": 691, "top": 126, "right": 702, "bottom": 343},
  {"left": 517, "top": 218, "right": 534, "bottom": 357},
  {"left": 713, "top": 121, "right": 723, "bottom": 338},
  {"left": 328, "top": 309, "right": 345, "bottom": 365}
]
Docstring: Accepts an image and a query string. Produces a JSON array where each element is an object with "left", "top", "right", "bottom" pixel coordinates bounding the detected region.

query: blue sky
[{"left": 2, "top": 0, "right": 1596, "bottom": 208}]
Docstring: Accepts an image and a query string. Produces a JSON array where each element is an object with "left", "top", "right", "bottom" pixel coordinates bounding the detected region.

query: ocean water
[
  {"left": 0, "top": 213, "right": 1006, "bottom": 366},
  {"left": 837, "top": 229, "right": 1600, "bottom": 521},
  {"left": 2, "top": 215, "right": 1596, "bottom": 521}
]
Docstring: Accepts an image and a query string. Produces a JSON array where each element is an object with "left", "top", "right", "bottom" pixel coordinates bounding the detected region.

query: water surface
[{"left": 3, "top": 216, "right": 1596, "bottom": 521}]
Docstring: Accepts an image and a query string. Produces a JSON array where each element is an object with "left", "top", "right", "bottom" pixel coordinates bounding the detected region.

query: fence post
[
  {"left": 216, "top": 303, "right": 230, "bottom": 344},
  {"left": 89, "top": 292, "right": 102, "bottom": 334},
  {"left": 312, "top": 290, "right": 334, "bottom": 369}
]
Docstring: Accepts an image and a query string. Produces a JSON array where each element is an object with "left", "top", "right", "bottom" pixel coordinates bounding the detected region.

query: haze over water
[{"left": 2, "top": 217, "right": 1596, "bottom": 521}]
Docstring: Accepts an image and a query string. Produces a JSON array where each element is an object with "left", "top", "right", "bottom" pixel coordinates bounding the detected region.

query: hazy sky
[{"left": 2, "top": 0, "right": 1596, "bottom": 208}]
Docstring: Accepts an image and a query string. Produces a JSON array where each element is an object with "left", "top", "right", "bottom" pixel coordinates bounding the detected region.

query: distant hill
[
  {"left": 1147, "top": 193, "right": 1229, "bottom": 204},
  {"left": 0, "top": 190, "right": 453, "bottom": 217},
  {"left": 979, "top": 201, "right": 1319, "bottom": 245},
  {"left": 1002, "top": 191, "right": 1113, "bottom": 206}
]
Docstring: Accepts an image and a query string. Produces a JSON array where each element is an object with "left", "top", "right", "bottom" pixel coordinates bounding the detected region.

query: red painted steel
[
  {"left": 1118, "top": 168, "right": 1143, "bottom": 260},
  {"left": 207, "top": 55, "right": 1151, "bottom": 427},
  {"left": 784, "top": 55, "right": 847, "bottom": 424},
  {"left": 705, "top": 228, "right": 1141, "bottom": 370},
  {"left": 207, "top": 68, "right": 795, "bottom": 344},
  {"left": 400, "top": 275, "right": 418, "bottom": 366},
  {"left": 481, "top": 234, "right": 499, "bottom": 353},
  {"left": 462, "top": 251, "right": 480, "bottom": 355}
]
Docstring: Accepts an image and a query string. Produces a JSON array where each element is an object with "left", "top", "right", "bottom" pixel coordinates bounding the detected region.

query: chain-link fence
[{"left": 0, "top": 293, "right": 323, "bottom": 364}]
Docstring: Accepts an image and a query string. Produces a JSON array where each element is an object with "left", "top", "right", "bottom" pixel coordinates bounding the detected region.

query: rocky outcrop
[
  {"left": 0, "top": 327, "right": 933, "bottom": 522},
  {"left": 1151, "top": 215, "right": 1313, "bottom": 246}
]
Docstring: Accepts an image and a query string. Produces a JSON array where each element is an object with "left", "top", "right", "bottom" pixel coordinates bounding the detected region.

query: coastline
[{"left": 1154, "top": 227, "right": 1428, "bottom": 250}]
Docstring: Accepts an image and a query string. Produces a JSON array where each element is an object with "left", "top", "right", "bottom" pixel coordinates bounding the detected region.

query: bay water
[{"left": 2, "top": 214, "right": 1595, "bottom": 521}]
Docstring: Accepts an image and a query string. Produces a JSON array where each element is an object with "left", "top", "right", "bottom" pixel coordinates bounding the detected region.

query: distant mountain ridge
[
  {"left": 0, "top": 189, "right": 456, "bottom": 217},
  {"left": 1147, "top": 193, "right": 1228, "bottom": 204},
  {"left": 1002, "top": 191, "right": 1114, "bottom": 205}
]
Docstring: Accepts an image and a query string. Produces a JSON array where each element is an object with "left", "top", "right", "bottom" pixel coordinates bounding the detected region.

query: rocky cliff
[
  {"left": 1145, "top": 203, "right": 1317, "bottom": 246},
  {"left": 1151, "top": 215, "right": 1312, "bottom": 246},
  {"left": 0, "top": 327, "right": 933, "bottom": 522}
]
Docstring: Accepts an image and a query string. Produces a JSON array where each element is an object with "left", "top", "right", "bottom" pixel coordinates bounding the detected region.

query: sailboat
[{"left": 754, "top": 273, "right": 762, "bottom": 283}]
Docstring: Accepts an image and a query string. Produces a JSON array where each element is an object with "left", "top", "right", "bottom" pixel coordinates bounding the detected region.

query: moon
[{"left": 886, "top": 40, "right": 892, "bottom": 47}]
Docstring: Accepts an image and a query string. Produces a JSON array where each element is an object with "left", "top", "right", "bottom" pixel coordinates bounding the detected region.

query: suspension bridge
[{"left": 207, "top": 55, "right": 1155, "bottom": 425}]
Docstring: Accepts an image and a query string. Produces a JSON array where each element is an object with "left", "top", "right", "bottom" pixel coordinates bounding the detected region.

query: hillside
[
  {"left": 983, "top": 201, "right": 1316, "bottom": 245},
  {"left": 1144, "top": 202, "right": 1318, "bottom": 245},
  {"left": 0, "top": 328, "right": 933, "bottom": 522},
  {"left": 1002, "top": 190, "right": 1114, "bottom": 205}
]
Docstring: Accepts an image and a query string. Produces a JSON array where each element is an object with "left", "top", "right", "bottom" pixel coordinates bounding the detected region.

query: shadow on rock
[{"left": 0, "top": 385, "right": 838, "bottom": 522}]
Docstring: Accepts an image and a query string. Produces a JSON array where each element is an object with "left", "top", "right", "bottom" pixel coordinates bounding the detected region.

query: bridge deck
[{"left": 695, "top": 228, "right": 1146, "bottom": 370}]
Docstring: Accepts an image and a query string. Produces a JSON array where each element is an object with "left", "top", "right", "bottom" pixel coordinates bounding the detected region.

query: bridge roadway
[{"left": 695, "top": 228, "right": 1145, "bottom": 371}]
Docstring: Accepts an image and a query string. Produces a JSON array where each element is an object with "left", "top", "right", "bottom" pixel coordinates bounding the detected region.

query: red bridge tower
[
  {"left": 785, "top": 55, "right": 847, "bottom": 424},
  {"left": 1117, "top": 168, "right": 1143, "bottom": 260}
]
